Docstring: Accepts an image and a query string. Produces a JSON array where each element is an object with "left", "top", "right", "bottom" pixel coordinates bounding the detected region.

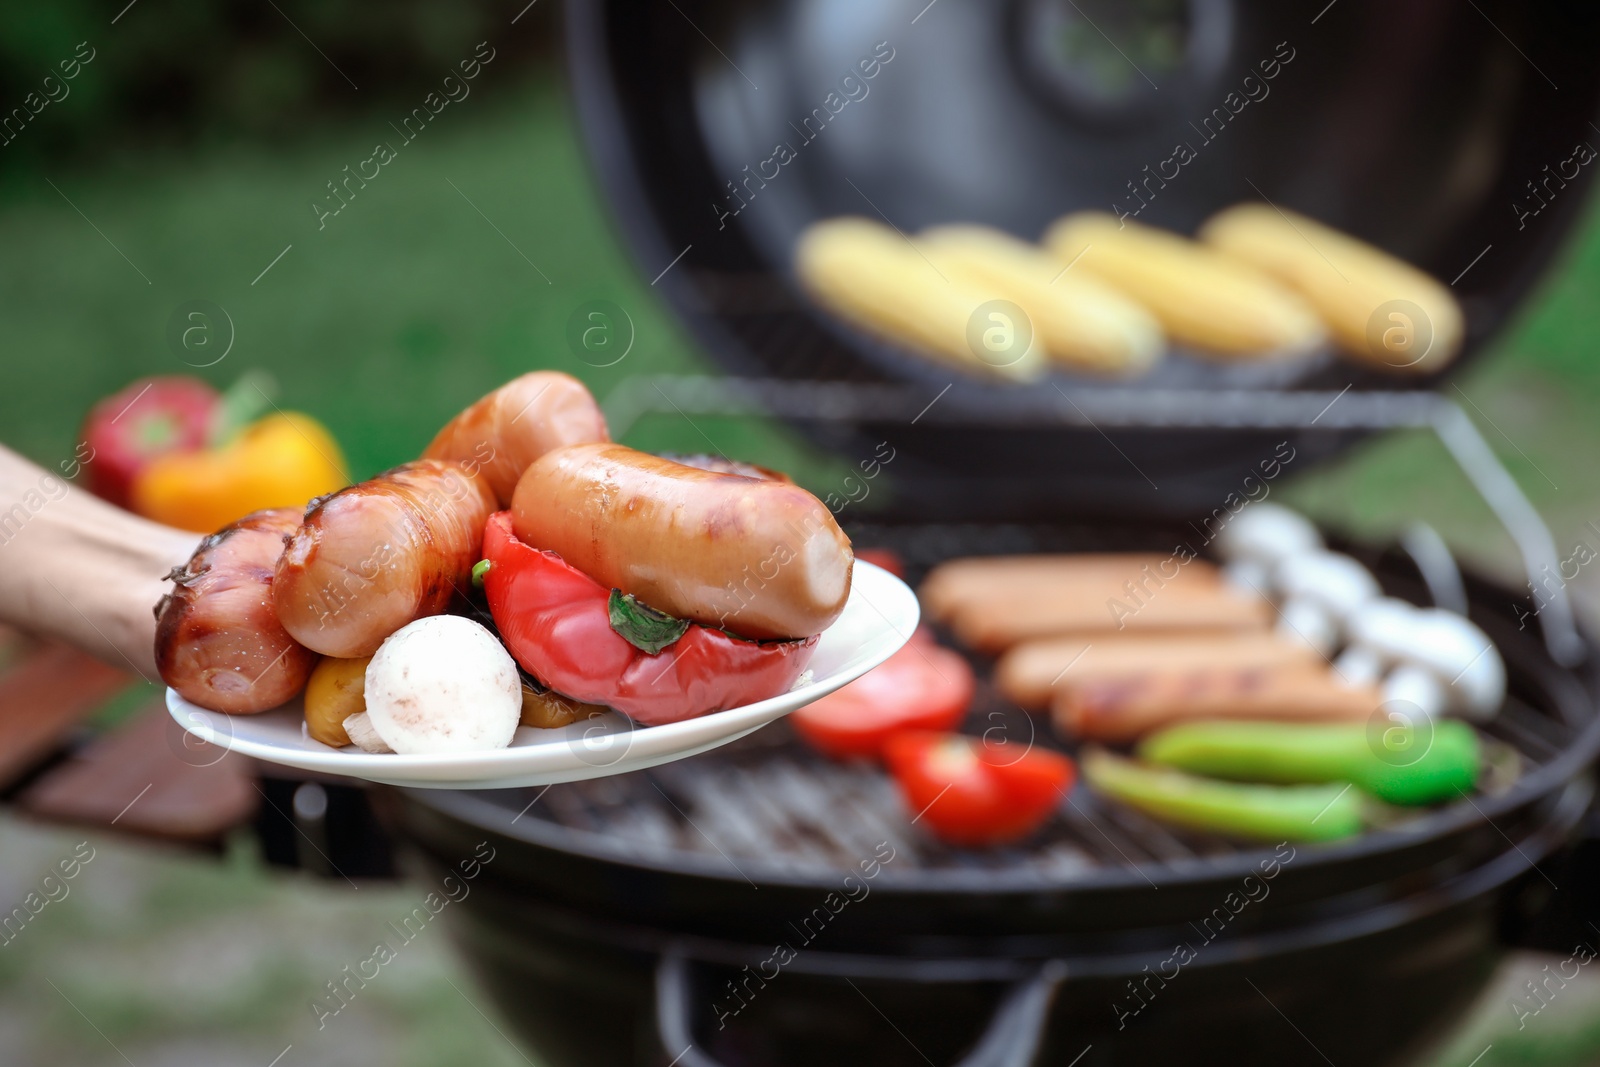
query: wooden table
[{"left": 0, "top": 626, "right": 258, "bottom": 845}]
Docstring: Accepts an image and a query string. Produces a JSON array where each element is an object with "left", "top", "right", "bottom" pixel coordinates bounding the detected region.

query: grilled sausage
[
  {"left": 422, "top": 371, "right": 609, "bottom": 505},
  {"left": 995, "top": 631, "right": 1322, "bottom": 710},
  {"left": 511, "top": 443, "right": 853, "bottom": 640},
  {"left": 920, "top": 554, "right": 1219, "bottom": 622},
  {"left": 1054, "top": 664, "right": 1380, "bottom": 743},
  {"left": 155, "top": 508, "right": 317, "bottom": 713},
  {"left": 921, "top": 553, "right": 1265, "bottom": 651},
  {"left": 948, "top": 581, "right": 1269, "bottom": 653},
  {"left": 273, "top": 460, "right": 497, "bottom": 657}
]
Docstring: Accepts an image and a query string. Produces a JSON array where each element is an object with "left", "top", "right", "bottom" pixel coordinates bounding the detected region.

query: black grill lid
[{"left": 565, "top": 0, "right": 1600, "bottom": 518}]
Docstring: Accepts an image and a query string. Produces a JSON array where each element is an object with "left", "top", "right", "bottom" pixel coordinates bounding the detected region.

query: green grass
[
  {"left": 0, "top": 822, "right": 534, "bottom": 1067},
  {"left": 0, "top": 71, "right": 835, "bottom": 491}
]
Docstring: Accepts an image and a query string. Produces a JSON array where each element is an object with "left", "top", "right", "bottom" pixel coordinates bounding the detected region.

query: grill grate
[
  {"left": 496, "top": 523, "right": 1590, "bottom": 881},
  {"left": 510, "top": 693, "right": 1577, "bottom": 881}
]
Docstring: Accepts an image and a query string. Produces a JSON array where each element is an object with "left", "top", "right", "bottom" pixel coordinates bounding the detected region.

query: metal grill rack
[{"left": 603, "top": 376, "right": 1583, "bottom": 666}]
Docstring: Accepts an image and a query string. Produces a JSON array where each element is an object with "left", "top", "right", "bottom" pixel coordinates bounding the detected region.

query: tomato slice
[
  {"left": 884, "top": 730, "right": 1075, "bottom": 846},
  {"left": 790, "top": 630, "right": 974, "bottom": 760}
]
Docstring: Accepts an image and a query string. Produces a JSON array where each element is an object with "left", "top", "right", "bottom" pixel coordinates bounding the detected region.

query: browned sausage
[
  {"left": 422, "top": 371, "right": 609, "bottom": 505},
  {"left": 155, "top": 508, "right": 318, "bottom": 713},
  {"left": 273, "top": 460, "right": 496, "bottom": 657},
  {"left": 921, "top": 554, "right": 1221, "bottom": 622},
  {"left": 995, "top": 631, "right": 1321, "bottom": 709},
  {"left": 1053, "top": 665, "right": 1380, "bottom": 743},
  {"left": 947, "top": 580, "right": 1269, "bottom": 653},
  {"left": 511, "top": 443, "right": 853, "bottom": 639}
]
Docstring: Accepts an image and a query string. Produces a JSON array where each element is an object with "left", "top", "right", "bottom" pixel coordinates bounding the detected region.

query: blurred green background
[
  {"left": 0, "top": 0, "right": 834, "bottom": 493},
  {"left": 7, "top": 2, "right": 1600, "bottom": 1065}
]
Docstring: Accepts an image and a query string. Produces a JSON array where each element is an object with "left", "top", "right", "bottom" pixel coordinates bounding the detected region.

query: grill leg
[{"left": 654, "top": 949, "right": 1067, "bottom": 1067}]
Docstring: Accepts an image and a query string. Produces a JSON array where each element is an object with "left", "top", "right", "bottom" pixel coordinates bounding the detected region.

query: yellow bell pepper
[
  {"left": 304, "top": 654, "right": 369, "bottom": 747},
  {"left": 131, "top": 412, "right": 348, "bottom": 532}
]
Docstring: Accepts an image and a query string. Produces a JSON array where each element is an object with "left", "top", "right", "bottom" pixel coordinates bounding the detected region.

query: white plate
[{"left": 166, "top": 560, "right": 918, "bottom": 789}]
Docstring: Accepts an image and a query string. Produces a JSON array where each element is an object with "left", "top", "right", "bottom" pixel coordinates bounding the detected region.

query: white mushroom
[
  {"left": 1213, "top": 504, "right": 1323, "bottom": 593},
  {"left": 1417, "top": 610, "right": 1507, "bottom": 720},
  {"left": 1335, "top": 597, "right": 1505, "bottom": 721},
  {"left": 1215, "top": 504, "right": 1504, "bottom": 720},
  {"left": 1332, "top": 596, "right": 1415, "bottom": 688},
  {"left": 342, "top": 712, "right": 395, "bottom": 754},
  {"left": 1270, "top": 550, "right": 1382, "bottom": 658},
  {"left": 363, "top": 615, "right": 522, "bottom": 754}
]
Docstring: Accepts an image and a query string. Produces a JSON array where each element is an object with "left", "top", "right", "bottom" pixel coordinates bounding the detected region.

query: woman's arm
[{"left": 0, "top": 445, "right": 200, "bottom": 680}]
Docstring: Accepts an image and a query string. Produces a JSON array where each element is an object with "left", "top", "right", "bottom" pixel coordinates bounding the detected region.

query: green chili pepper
[
  {"left": 1138, "top": 719, "right": 1480, "bottom": 806},
  {"left": 1082, "top": 749, "right": 1363, "bottom": 842}
]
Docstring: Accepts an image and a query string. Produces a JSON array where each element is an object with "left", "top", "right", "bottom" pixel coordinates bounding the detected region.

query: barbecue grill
[
  {"left": 376, "top": 516, "right": 1600, "bottom": 1066},
  {"left": 374, "top": 0, "right": 1600, "bottom": 1063}
]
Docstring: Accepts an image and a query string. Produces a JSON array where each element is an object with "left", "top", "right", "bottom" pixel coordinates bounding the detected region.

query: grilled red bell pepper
[
  {"left": 481, "top": 511, "right": 818, "bottom": 725},
  {"left": 791, "top": 629, "right": 974, "bottom": 760},
  {"left": 884, "top": 731, "right": 1075, "bottom": 846},
  {"left": 81, "top": 376, "right": 220, "bottom": 508},
  {"left": 853, "top": 548, "right": 905, "bottom": 578}
]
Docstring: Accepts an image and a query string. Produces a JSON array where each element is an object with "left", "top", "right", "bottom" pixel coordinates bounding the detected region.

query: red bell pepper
[
  {"left": 81, "top": 376, "right": 220, "bottom": 508},
  {"left": 791, "top": 629, "right": 974, "bottom": 760},
  {"left": 884, "top": 731, "right": 1075, "bottom": 846},
  {"left": 853, "top": 548, "right": 905, "bottom": 578},
  {"left": 481, "top": 511, "right": 818, "bottom": 725}
]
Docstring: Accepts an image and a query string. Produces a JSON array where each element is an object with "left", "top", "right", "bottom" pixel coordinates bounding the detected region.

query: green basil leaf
[{"left": 608, "top": 589, "right": 691, "bottom": 655}]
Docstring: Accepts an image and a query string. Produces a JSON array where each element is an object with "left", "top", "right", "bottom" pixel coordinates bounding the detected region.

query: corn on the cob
[
  {"left": 1042, "top": 212, "right": 1327, "bottom": 360},
  {"left": 1199, "top": 202, "right": 1463, "bottom": 374},
  {"left": 794, "top": 217, "right": 1046, "bottom": 382},
  {"left": 916, "top": 225, "right": 1164, "bottom": 376}
]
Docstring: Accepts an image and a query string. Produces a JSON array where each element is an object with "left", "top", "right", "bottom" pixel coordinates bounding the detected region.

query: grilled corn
[
  {"left": 795, "top": 217, "right": 1047, "bottom": 381},
  {"left": 1199, "top": 202, "right": 1462, "bottom": 374},
  {"left": 917, "top": 224, "right": 1164, "bottom": 376},
  {"left": 1042, "top": 212, "right": 1326, "bottom": 360}
]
